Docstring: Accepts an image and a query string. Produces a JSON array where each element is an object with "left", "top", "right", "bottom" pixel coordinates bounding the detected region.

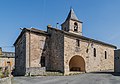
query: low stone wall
[
  {"left": 0, "top": 77, "right": 11, "bottom": 84},
  {"left": 26, "top": 67, "right": 46, "bottom": 76}
]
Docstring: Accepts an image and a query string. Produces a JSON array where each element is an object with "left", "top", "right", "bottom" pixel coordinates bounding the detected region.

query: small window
[
  {"left": 86, "top": 48, "right": 89, "bottom": 53},
  {"left": 64, "top": 27, "right": 66, "bottom": 31},
  {"left": 76, "top": 39, "right": 80, "bottom": 47},
  {"left": 74, "top": 22, "right": 78, "bottom": 32},
  {"left": 94, "top": 48, "right": 96, "bottom": 57},
  {"left": 41, "top": 56, "right": 45, "bottom": 67},
  {"left": 105, "top": 51, "right": 107, "bottom": 59}
]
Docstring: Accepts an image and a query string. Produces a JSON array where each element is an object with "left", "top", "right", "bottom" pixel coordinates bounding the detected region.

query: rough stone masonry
[{"left": 14, "top": 8, "right": 117, "bottom": 76}]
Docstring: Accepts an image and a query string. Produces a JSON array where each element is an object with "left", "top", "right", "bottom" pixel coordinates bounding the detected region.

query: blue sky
[{"left": 0, "top": 0, "right": 120, "bottom": 52}]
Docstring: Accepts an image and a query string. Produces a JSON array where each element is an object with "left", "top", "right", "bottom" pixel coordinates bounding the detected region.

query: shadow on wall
[
  {"left": 13, "top": 34, "right": 50, "bottom": 76},
  {"left": 12, "top": 53, "right": 26, "bottom": 76},
  {"left": 112, "top": 72, "right": 120, "bottom": 76},
  {"left": 12, "top": 36, "right": 26, "bottom": 76},
  {"left": 40, "top": 36, "right": 50, "bottom": 70}
]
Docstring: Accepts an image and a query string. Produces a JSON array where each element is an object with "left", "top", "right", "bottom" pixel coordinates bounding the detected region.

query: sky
[{"left": 0, "top": 0, "right": 120, "bottom": 52}]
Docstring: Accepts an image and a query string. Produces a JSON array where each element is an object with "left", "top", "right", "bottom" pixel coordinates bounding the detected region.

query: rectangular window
[
  {"left": 105, "top": 51, "right": 107, "bottom": 59},
  {"left": 41, "top": 56, "right": 45, "bottom": 67},
  {"left": 76, "top": 39, "right": 80, "bottom": 47},
  {"left": 64, "top": 27, "right": 66, "bottom": 31},
  {"left": 94, "top": 48, "right": 96, "bottom": 57}
]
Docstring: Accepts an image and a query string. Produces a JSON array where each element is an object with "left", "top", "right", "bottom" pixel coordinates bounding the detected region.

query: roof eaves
[
  {"left": 14, "top": 28, "right": 49, "bottom": 46},
  {"left": 47, "top": 27, "right": 117, "bottom": 49}
]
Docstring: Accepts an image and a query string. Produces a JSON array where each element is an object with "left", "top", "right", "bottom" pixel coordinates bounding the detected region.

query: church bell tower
[{"left": 61, "top": 8, "right": 83, "bottom": 35}]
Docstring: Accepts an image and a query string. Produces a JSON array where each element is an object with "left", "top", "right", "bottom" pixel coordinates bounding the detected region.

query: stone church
[{"left": 14, "top": 9, "right": 117, "bottom": 75}]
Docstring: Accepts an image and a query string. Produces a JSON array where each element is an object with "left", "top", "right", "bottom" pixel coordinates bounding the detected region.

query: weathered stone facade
[
  {"left": 47, "top": 28, "right": 64, "bottom": 72},
  {"left": 14, "top": 29, "right": 48, "bottom": 75},
  {"left": 64, "top": 35, "right": 115, "bottom": 74},
  {"left": 114, "top": 49, "right": 120, "bottom": 72},
  {"left": 14, "top": 32, "right": 26, "bottom": 75},
  {"left": 14, "top": 8, "right": 116, "bottom": 75},
  {"left": 0, "top": 48, "right": 15, "bottom": 72}
]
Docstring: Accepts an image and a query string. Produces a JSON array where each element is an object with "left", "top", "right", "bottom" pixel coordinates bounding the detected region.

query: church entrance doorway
[{"left": 69, "top": 56, "right": 85, "bottom": 72}]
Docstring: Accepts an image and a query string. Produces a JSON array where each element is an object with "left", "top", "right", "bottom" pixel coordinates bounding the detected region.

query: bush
[
  {"left": 0, "top": 67, "right": 10, "bottom": 78},
  {"left": 0, "top": 68, "right": 4, "bottom": 78}
]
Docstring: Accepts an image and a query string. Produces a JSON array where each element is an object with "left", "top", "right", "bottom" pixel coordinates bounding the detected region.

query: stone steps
[
  {"left": 45, "top": 72, "right": 63, "bottom": 76},
  {"left": 69, "top": 72, "right": 85, "bottom": 75}
]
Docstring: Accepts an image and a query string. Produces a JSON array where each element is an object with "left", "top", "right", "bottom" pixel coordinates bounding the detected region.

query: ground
[{"left": 12, "top": 72, "right": 120, "bottom": 84}]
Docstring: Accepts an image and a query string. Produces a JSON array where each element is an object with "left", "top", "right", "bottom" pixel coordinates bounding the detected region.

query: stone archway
[{"left": 69, "top": 56, "right": 85, "bottom": 72}]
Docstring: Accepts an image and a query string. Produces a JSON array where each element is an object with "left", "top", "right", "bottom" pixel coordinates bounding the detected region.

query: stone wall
[
  {"left": 15, "top": 33, "right": 26, "bottom": 76},
  {"left": 69, "top": 20, "right": 82, "bottom": 35},
  {"left": 114, "top": 49, "right": 120, "bottom": 72},
  {"left": 0, "top": 58, "right": 14, "bottom": 70},
  {"left": 14, "top": 27, "right": 115, "bottom": 75},
  {"left": 25, "top": 31, "right": 48, "bottom": 75},
  {"left": 61, "top": 20, "right": 69, "bottom": 32},
  {"left": 15, "top": 29, "right": 49, "bottom": 76},
  {"left": 64, "top": 35, "right": 115, "bottom": 75},
  {"left": 26, "top": 67, "right": 46, "bottom": 76},
  {"left": 47, "top": 28, "right": 64, "bottom": 72},
  {"left": 26, "top": 32, "right": 47, "bottom": 68},
  {"left": 62, "top": 20, "right": 82, "bottom": 35}
]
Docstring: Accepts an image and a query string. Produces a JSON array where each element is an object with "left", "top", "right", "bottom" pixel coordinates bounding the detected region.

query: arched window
[
  {"left": 64, "top": 27, "right": 66, "bottom": 31},
  {"left": 94, "top": 48, "right": 96, "bottom": 57},
  {"left": 74, "top": 22, "right": 78, "bottom": 32},
  {"left": 105, "top": 51, "right": 107, "bottom": 59}
]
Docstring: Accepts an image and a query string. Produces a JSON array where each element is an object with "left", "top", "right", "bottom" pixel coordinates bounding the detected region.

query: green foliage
[
  {"left": 0, "top": 68, "right": 4, "bottom": 78},
  {"left": 0, "top": 67, "right": 10, "bottom": 78}
]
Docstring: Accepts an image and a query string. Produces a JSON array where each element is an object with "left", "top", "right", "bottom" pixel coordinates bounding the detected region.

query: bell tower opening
[
  {"left": 74, "top": 22, "right": 78, "bottom": 32},
  {"left": 61, "top": 8, "right": 83, "bottom": 35}
]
